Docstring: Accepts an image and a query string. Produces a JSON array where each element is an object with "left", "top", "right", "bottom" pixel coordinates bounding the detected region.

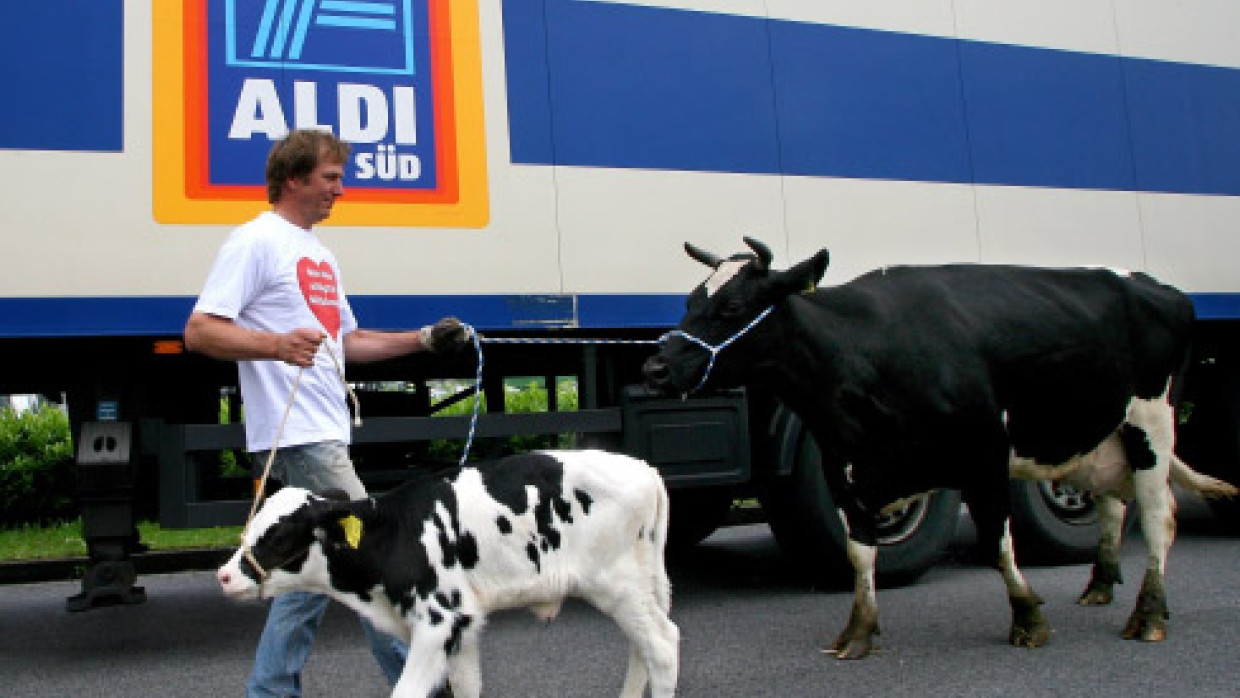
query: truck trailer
[{"left": 3, "top": 0, "right": 1240, "bottom": 605}]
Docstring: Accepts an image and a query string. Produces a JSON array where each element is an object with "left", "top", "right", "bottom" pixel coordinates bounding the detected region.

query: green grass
[{"left": 0, "top": 520, "right": 242, "bottom": 562}]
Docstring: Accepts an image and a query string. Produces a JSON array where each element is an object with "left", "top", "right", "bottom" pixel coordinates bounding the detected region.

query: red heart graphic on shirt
[{"left": 297, "top": 258, "right": 341, "bottom": 339}]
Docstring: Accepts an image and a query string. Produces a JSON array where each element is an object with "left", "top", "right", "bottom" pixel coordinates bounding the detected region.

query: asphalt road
[{"left": 3, "top": 497, "right": 1239, "bottom": 697}]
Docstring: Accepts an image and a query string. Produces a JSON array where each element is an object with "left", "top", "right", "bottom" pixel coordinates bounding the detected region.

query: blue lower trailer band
[{"left": 1, "top": 293, "right": 1237, "bottom": 338}]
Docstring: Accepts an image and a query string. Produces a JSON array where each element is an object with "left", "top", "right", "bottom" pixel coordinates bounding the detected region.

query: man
[{"left": 184, "top": 128, "right": 469, "bottom": 696}]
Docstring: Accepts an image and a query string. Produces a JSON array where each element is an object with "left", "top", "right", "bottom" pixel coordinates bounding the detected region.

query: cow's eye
[{"left": 720, "top": 299, "right": 745, "bottom": 318}]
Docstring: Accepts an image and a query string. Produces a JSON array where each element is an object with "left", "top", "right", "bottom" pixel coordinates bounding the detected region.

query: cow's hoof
[
  {"left": 1121, "top": 614, "right": 1168, "bottom": 642},
  {"left": 824, "top": 625, "right": 877, "bottom": 660},
  {"left": 1077, "top": 585, "right": 1114, "bottom": 606},
  {"left": 1009, "top": 605, "right": 1051, "bottom": 648},
  {"left": 1009, "top": 593, "right": 1050, "bottom": 648},
  {"left": 826, "top": 635, "right": 874, "bottom": 660},
  {"left": 1009, "top": 621, "right": 1050, "bottom": 648}
]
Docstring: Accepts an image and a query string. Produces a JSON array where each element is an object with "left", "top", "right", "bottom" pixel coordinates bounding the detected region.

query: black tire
[
  {"left": 667, "top": 488, "right": 735, "bottom": 549},
  {"left": 1007, "top": 479, "right": 1100, "bottom": 565},
  {"left": 758, "top": 410, "right": 960, "bottom": 589}
]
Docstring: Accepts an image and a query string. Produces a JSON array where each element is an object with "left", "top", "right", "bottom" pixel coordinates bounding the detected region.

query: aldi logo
[{"left": 154, "top": 0, "right": 488, "bottom": 227}]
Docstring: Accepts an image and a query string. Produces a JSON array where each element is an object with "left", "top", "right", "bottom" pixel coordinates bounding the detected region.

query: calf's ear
[{"left": 761, "top": 249, "right": 830, "bottom": 301}]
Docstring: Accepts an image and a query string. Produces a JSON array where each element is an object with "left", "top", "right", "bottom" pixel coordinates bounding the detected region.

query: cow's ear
[{"left": 763, "top": 249, "right": 829, "bottom": 300}]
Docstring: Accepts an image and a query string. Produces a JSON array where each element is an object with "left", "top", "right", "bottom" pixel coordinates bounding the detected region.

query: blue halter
[{"left": 660, "top": 305, "right": 774, "bottom": 396}]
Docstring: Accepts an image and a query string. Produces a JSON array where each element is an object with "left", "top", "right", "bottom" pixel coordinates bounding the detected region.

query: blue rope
[
  {"left": 660, "top": 306, "right": 774, "bottom": 394},
  {"left": 480, "top": 337, "right": 663, "bottom": 345},
  {"left": 454, "top": 307, "right": 773, "bottom": 465}
]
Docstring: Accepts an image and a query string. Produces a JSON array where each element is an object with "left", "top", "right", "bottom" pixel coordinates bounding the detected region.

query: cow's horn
[
  {"left": 744, "top": 237, "right": 773, "bottom": 270},
  {"left": 685, "top": 242, "right": 722, "bottom": 269}
]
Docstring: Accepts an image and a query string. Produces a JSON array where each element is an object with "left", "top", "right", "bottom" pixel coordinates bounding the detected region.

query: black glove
[{"left": 419, "top": 317, "right": 473, "bottom": 353}]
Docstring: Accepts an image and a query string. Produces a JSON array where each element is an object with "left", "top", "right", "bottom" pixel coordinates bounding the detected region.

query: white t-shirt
[{"left": 193, "top": 211, "right": 359, "bottom": 452}]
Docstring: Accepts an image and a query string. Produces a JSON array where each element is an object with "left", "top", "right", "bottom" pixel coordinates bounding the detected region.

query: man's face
[{"left": 287, "top": 154, "right": 345, "bottom": 227}]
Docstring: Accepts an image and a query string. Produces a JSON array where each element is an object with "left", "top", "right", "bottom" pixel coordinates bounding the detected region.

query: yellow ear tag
[{"left": 340, "top": 514, "right": 363, "bottom": 549}]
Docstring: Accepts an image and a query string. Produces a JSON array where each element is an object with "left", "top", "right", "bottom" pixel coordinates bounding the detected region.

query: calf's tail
[{"left": 650, "top": 475, "right": 673, "bottom": 614}]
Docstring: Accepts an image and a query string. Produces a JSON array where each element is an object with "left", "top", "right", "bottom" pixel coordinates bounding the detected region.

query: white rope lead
[{"left": 242, "top": 340, "right": 358, "bottom": 545}]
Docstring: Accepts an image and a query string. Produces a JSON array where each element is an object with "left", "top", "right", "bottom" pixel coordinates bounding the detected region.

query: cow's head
[
  {"left": 217, "top": 486, "right": 353, "bottom": 600},
  {"left": 643, "top": 237, "right": 829, "bottom": 396}
]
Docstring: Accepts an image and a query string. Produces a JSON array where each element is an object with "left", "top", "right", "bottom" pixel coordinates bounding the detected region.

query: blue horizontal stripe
[
  {"left": 316, "top": 15, "right": 396, "bottom": 30},
  {"left": 2, "top": 293, "right": 1236, "bottom": 337},
  {"left": 2, "top": 292, "right": 1237, "bottom": 337},
  {"left": 321, "top": 1, "right": 396, "bottom": 15},
  {"left": 4, "top": 292, "right": 1235, "bottom": 339},
  {"left": 503, "top": 0, "right": 1240, "bottom": 196}
]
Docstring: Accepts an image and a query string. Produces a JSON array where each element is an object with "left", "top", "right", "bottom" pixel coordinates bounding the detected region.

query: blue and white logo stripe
[{"left": 227, "top": 0, "right": 414, "bottom": 75}]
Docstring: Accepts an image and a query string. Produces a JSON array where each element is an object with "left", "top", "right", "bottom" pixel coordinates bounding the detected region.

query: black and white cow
[
  {"left": 643, "top": 237, "right": 1236, "bottom": 659},
  {"left": 217, "top": 450, "right": 678, "bottom": 697}
]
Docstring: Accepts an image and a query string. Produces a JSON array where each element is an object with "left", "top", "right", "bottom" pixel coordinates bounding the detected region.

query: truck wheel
[
  {"left": 758, "top": 411, "right": 960, "bottom": 588},
  {"left": 667, "top": 488, "right": 735, "bottom": 549},
  {"left": 1007, "top": 479, "right": 1100, "bottom": 565}
]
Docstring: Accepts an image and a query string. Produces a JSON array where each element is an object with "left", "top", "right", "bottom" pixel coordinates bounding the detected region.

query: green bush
[
  {"left": 0, "top": 404, "right": 76, "bottom": 527},
  {"left": 427, "top": 379, "right": 580, "bottom": 462}
]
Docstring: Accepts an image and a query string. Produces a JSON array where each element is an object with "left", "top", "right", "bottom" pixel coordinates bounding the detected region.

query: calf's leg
[
  {"left": 445, "top": 627, "right": 483, "bottom": 698},
  {"left": 597, "top": 592, "right": 679, "bottom": 698},
  {"left": 393, "top": 614, "right": 476, "bottom": 698}
]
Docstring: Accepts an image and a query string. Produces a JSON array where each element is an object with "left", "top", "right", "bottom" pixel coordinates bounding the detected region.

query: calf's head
[
  {"left": 217, "top": 487, "right": 353, "bottom": 599},
  {"left": 643, "top": 237, "right": 830, "bottom": 396}
]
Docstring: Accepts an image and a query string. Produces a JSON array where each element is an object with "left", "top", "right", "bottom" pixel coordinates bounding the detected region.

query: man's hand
[
  {"left": 277, "top": 328, "right": 327, "bottom": 367},
  {"left": 419, "top": 317, "right": 474, "bottom": 353}
]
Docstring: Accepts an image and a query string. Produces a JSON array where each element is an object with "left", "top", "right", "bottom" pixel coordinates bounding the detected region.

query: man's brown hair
[{"left": 264, "top": 129, "right": 351, "bottom": 204}]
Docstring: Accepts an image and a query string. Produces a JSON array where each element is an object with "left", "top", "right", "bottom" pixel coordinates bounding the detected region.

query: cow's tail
[
  {"left": 649, "top": 472, "right": 673, "bottom": 614},
  {"left": 1170, "top": 455, "right": 1239, "bottom": 499}
]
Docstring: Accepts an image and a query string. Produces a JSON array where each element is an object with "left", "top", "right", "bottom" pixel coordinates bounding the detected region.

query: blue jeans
[{"left": 246, "top": 441, "right": 408, "bottom": 697}]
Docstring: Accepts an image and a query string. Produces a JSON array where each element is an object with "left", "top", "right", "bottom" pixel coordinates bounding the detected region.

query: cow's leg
[
  {"left": 968, "top": 490, "right": 1049, "bottom": 648},
  {"left": 1079, "top": 494, "right": 1127, "bottom": 605},
  {"left": 1119, "top": 399, "right": 1176, "bottom": 642},
  {"left": 1123, "top": 472, "right": 1174, "bottom": 641},
  {"left": 830, "top": 512, "right": 880, "bottom": 659},
  {"left": 997, "top": 519, "right": 1049, "bottom": 647}
]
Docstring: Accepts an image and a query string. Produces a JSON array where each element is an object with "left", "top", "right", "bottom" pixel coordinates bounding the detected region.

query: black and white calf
[
  {"left": 217, "top": 450, "right": 678, "bottom": 697},
  {"left": 644, "top": 238, "right": 1236, "bottom": 659}
]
